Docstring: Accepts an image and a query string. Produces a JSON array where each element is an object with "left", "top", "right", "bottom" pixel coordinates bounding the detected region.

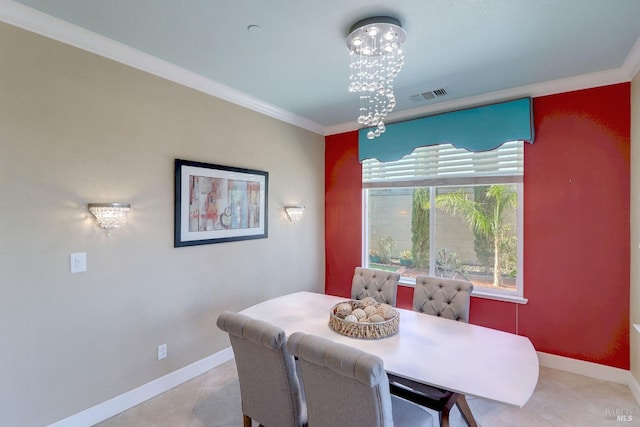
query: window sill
[
  {"left": 399, "top": 281, "right": 528, "bottom": 304},
  {"left": 471, "top": 289, "right": 528, "bottom": 304}
]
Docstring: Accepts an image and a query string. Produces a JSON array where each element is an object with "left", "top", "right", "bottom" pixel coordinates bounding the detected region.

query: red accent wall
[
  {"left": 325, "top": 131, "right": 362, "bottom": 298},
  {"left": 324, "top": 84, "right": 631, "bottom": 369},
  {"left": 519, "top": 84, "right": 630, "bottom": 368}
]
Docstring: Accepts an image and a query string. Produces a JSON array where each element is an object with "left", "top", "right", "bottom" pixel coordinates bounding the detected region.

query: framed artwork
[{"left": 174, "top": 159, "right": 268, "bottom": 247}]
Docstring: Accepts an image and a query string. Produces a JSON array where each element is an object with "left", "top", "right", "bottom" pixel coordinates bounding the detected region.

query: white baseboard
[
  {"left": 629, "top": 373, "right": 640, "bottom": 406},
  {"left": 537, "top": 351, "right": 632, "bottom": 384},
  {"left": 49, "top": 348, "right": 640, "bottom": 426},
  {"left": 47, "top": 347, "right": 234, "bottom": 427},
  {"left": 538, "top": 351, "right": 640, "bottom": 406}
]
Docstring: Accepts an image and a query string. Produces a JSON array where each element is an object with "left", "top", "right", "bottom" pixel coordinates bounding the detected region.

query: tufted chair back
[
  {"left": 351, "top": 267, "right": 400, "bottom": 306},
  {"left": 216, "top": 311, "right": 307, "bottom": 427},
  {"left": 413, "top": 276, "right": 473, "bottom": 322},
  {"left": 287, "top": 332, "right": 432, "bottom": 427},
  {"left": 391, "top": 276, "right": 474, "bottom": 427}
]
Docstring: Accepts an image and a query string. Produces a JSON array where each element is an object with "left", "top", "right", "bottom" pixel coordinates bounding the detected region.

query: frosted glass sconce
[
  {"left": 284, "top": 206, "right": 305, "bottom": 222},
  {"left": 88, "top": 203, "right": 130, "bottom": 235}
]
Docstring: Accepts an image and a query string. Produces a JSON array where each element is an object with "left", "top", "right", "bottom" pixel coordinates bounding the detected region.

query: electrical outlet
[{"left": 157, "top": 344, "right": 167, "bottom": 360}]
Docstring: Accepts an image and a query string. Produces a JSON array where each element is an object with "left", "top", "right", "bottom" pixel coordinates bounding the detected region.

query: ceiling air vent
[
  {"left": 422, "top": 88, "right": 448, "bottom": 100},
  {"left": 410, "top": 88, "right": 449, "bottom": 103}
]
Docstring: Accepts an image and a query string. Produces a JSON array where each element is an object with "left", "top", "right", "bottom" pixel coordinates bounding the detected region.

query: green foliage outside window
[
  {"left": 377, "top": 236, "right": 395, "bottom": 264},
  {"left": 472, "top": 186, "right": 495, "bottom": 273},
  {"left": 411, "top": 188, "right": 430, "bottom": 268},
  {"left": 435, "top": 248, "right": 464, "bottom": 278},
  {"left": 437, "top": 185, "right": 517, "bottom": 286}
]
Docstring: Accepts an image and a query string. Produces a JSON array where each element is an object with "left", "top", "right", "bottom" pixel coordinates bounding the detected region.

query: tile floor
[{"left": 95, "top": 360, "right": 640, "bottom": 427}]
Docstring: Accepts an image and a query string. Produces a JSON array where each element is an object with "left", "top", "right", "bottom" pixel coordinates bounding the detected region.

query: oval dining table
[{"left": 240, "top": 291, "right": 539, "bottom": 409}]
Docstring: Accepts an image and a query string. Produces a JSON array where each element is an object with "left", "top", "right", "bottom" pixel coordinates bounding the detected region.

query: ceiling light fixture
[{"left": 346, "top": 16, "right": 406, "bottom": 139}]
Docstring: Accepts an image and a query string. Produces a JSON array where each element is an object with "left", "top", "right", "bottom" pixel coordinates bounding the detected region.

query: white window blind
[{"left": 362, "top": 141, "right": 523, "bottom": 187}]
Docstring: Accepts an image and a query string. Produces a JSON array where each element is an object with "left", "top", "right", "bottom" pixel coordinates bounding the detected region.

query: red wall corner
[{"left": 325, "top": 131, "right": 362, "bottom": 298}]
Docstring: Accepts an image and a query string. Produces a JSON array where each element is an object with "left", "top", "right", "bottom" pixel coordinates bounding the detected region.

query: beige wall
[
  {"left": 632, "top": 71, "right": 640, "bottom": 383},
  {"left": 0, "top": 22, "right": 325, "bottom": 426}
]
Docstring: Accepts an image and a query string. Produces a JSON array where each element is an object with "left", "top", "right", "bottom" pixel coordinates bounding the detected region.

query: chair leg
[
  {"left": 243, "top": 415, "right": 252, "bottom": 427},
  {"left": 455, "top": 395, "right": 478, "bottom": 427}
]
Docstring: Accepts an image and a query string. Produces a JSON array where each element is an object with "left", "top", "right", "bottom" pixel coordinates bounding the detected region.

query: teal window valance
[{"left": 358, "top": 97, "right": 534, "bottom": 162}]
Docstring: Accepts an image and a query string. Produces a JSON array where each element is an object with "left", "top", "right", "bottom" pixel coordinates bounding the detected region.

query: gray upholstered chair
[
  {"left": 389, "top": 275, "right": 476, "bottom": 427},
  {"left": 412, "top": 275, "right": 473, "bottom": 322},
  {"left": 351, "top": 267, "right": 400, "bottom": 306},
  {"left": 286, "top": 332, "right": 432, "bottom": 427},
  {"left": 216, "top": 311, "right": 307, "bottom": 427}
]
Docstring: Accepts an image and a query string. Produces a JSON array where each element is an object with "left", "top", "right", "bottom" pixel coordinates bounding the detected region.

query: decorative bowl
[{"left": 328, "top": 298, "right": 399, "bottom": 339}]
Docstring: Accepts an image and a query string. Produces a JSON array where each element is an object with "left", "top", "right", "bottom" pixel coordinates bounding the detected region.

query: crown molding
[
  {"left": 623, "top": 36, "right": 640, "bottom": 80},
  {"left": 328, "top": 35, "right": 640, "bottom": 136},
  {"left": 0, "top": 0, "right": 325, "bottom": 135},
  {"left": 1, "top": 1, "right": 638, "bottom": 138},
  {"left": 327, "top": 65, "right": 633, "bottom": 136}
]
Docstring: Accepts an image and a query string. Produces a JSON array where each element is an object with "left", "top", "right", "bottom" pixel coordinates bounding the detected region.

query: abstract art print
[{"left": 174, "top": 159, "right": 268, "bottom": 247}]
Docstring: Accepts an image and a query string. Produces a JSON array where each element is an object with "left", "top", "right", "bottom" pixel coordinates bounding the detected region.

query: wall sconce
[
  {"left": 284, "top": 206, "right": 305, "bottom": 222},
  {"left": 88, "top": 203, "right": 131, "bottom": 236}
]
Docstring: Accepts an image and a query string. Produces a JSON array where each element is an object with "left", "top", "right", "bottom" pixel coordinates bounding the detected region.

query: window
[{"left": 363, "top": 141, "right": 525, "bottom": 302}]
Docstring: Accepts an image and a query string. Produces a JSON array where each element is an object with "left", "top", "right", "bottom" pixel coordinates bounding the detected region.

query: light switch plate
[
  {"left": 70, "top": 252, "right": 87, "bottom": 273},
  {"left": 158, "top": 344, "right": 167, "bottom": 360}
]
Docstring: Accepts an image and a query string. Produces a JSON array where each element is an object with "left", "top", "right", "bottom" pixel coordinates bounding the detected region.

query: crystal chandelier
[{"left": 346, "top": 16, "right": 406, "bottom": 139}]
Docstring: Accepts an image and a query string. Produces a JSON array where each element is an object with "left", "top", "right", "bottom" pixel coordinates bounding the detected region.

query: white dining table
[{"left": 240, "top": 291, "right": 538, "bottom": 407}]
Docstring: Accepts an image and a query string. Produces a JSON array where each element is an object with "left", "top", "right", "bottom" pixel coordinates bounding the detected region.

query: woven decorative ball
[
  {"left": 377, "top": 304, "right": 397, "bottom": 320},
  {"left": 378, "top": 303, "right": 393, "bottom": 311},
  {"left": 360, "top": 296, "right": 378, "bottom": 307},
  {"left": 335, "top": 302, "right": 353, "bottom": 318},
  {"left": 351, "top": 300, "right": 365, "bottom": 310},
  {"left": 364, "top": 305, "right": 378, "bottom": 316},
  {"left": 329, "top": 300, "right": 399, "bottom": 339},
  {"left": 352, "top": 308, "right": 367, "bottom": 320},
  {"left": 368, "top": 314, "right": 385, "bottom": 323}
]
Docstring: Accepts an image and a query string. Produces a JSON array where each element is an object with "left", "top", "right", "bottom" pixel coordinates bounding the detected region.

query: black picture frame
[{"left": 174, "top": 159, "right": 268, "bottom": 247}]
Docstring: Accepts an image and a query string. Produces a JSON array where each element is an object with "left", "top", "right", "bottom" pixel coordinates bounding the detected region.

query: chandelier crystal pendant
[{"left": 346, "top": 16, "right": 406, "bottom": 139}]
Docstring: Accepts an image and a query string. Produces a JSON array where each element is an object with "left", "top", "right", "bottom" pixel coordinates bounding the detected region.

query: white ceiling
[{"left": 2, "top": 0, "right": 640, "bottom": 136}]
